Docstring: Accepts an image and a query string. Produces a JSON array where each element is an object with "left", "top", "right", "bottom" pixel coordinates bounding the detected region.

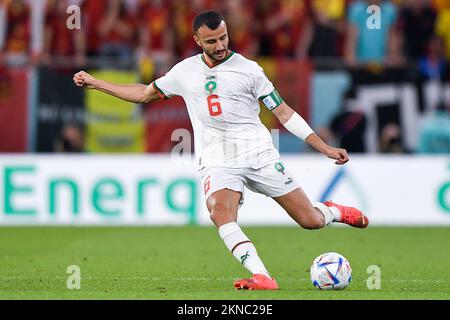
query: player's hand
[
  {"left": 325, "top": 147, "right": 349, "bottom": 165},
  {"left": 73, "top": 71, "right": 96, "bottom": 89}
]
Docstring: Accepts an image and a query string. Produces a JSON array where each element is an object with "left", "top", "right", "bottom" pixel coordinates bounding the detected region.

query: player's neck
[{"left": 202, "top": 50, "right": 231, "bottom": 68}]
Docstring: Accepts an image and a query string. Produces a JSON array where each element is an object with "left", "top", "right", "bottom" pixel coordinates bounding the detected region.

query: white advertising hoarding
[{"left": 0, "top": 155, "right": 449, "bottom": 226}]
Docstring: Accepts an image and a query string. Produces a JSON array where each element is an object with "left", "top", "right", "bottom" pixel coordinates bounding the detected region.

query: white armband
[{"left": 283, "top": 112, "right": 314, "bottom": 141}]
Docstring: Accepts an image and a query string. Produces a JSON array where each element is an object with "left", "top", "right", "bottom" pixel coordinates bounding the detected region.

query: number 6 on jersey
[{"left": 207, "top": 94, "right": 222, "bottom": 116}]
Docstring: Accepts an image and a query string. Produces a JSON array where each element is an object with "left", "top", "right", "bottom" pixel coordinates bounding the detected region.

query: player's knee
[
  {"left": 209, "top": 203, "right": 229, "bottom": 215},
  {"left": 207, "top": 197, "right": 227, "bottom": 213},
  {"left": 209, "top": 202, "right": 231, "bottom": 221}
]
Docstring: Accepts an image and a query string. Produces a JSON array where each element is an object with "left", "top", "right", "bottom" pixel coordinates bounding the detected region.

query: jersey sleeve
[
  {"left": 152, "top": 65, "right": 182, "bottom": 99},
  {"left": 251, "top": 64, "right": 275, "bottom": 100},
  {"left": 251, "top": 63, "right": 283, "bottom": 111}
]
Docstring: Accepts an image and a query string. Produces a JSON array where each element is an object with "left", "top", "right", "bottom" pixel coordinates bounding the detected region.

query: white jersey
[{"left": 153, "top": 51, "right": 281, "bottom": 169}]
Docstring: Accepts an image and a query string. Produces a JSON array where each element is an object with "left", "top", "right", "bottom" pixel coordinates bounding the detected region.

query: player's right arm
[{"left": 73, "top": 71, "right": 160, "bottom": 104}]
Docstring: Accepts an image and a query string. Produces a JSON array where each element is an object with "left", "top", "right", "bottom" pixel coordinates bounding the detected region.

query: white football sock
[
  {"left": 331, "top": 206, "right": 341, "bottom": 222},
  {"left": 313, "top": 202, "right": 340, "bottom": 225},
  {"left": 218, "top": 222, "right": 271, "bottom": 278}
]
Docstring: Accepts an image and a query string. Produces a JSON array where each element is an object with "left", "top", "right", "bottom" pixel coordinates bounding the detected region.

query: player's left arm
[{"left": 272, "top": 102, "right": 349, "bottom": 165}]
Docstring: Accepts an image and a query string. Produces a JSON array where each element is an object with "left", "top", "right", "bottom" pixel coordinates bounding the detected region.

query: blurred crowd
[
  {"left": 1, "top": 0, "right": 450, "bottom": 71},
  {"left": 1, "top": 0, "right": 449, "bottom": 154}
]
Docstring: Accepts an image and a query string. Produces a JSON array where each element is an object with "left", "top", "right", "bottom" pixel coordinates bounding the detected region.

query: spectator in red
[
  {"left": 1, "top": 0, "right": 31, "bottom": 66},
  {"left": 97, "top": 0, "right": 137, "bottom": 69},
  {"left": 172, "top": 0, "right": 212, "bottom": 59},
  {"left": 81, "top": 0, "right": 108, "bottom": 57},
  {"left": 42, "top": 0, "right": 86, "bottom": 67},
  {"left": 258, "top": 0, "right": 311, "bottom": 57},
  {"left": 138, "top": 0, "right": 174, "bottom": 79},
  {"left": 224, "top": 0, "right": 259, "bottom": 59}
]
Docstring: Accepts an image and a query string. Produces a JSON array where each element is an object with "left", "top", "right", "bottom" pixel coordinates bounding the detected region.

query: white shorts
[{"left": 200, "top": 160, "right": 300, "bottom": 206}]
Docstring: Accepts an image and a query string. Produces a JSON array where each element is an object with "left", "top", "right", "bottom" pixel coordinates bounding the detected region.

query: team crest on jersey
[
  {"left": 205, "top": 81, "right": 217, "bottom": 94},
  {"left": 205, "top": 77, "right": 217, "bottom": 94}
]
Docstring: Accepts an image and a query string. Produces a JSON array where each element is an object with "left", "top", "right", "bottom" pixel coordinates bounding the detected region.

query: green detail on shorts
[
  {"left": 240, "top": 251, "right": 250, "bottom": 265},
  {"left": 274, "top": 162, "right": 285, "bottom": 175},
  {"left": 205, "top": 81, "right": 217, "bottom": 93}
]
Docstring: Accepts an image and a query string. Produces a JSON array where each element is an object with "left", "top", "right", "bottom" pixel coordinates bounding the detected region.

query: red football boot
[
  {"left": 234, "top": 274, "right": 279, "bottom": 290},
  {"left": 324, "top": 201, "right": 369, "bottom": 228}
]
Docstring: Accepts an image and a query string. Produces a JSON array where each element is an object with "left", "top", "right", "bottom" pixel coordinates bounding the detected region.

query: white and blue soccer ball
[{"left": 310, "top": 252, "right": 352, "bottom": 290}]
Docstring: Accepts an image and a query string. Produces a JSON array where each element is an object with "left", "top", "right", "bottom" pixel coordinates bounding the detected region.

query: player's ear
[{"left": 193, "top": 34, "right": 202, "bottom": 47}]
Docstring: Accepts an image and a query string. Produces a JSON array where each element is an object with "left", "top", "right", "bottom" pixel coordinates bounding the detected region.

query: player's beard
[{"left": 203, "top": 46, "right": 228, "bottom": 63}]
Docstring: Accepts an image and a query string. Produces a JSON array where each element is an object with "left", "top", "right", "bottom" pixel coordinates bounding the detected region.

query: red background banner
[
  {"left": 144, "top": 96, "right": 192, "bottom": 153},
  {"left": 0, "top": 67, "right": 28, "bottom": 152}
]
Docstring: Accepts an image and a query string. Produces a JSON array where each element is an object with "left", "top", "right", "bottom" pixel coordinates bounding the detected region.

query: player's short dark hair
[{"left": 192, "top": 10, "right": 224, "bottom": 33}]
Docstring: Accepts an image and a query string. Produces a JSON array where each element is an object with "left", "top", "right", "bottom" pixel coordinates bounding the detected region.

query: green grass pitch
[{"left": 0, "top": 226, "right": 449, "bottom": 299}]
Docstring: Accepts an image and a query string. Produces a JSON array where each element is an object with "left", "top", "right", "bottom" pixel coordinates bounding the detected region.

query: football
[{"left": 310, "top": 252, "right": 352, "bottom": 290}]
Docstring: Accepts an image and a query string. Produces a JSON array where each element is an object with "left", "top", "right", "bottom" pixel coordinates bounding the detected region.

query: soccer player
[{"left": 73, "top": 10, "right": 369, "bottom": 291}]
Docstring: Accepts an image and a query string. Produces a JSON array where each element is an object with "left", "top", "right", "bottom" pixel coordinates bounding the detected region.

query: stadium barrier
[{"left": 0, "top": 155, "right": 449, "bottom": 226}]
